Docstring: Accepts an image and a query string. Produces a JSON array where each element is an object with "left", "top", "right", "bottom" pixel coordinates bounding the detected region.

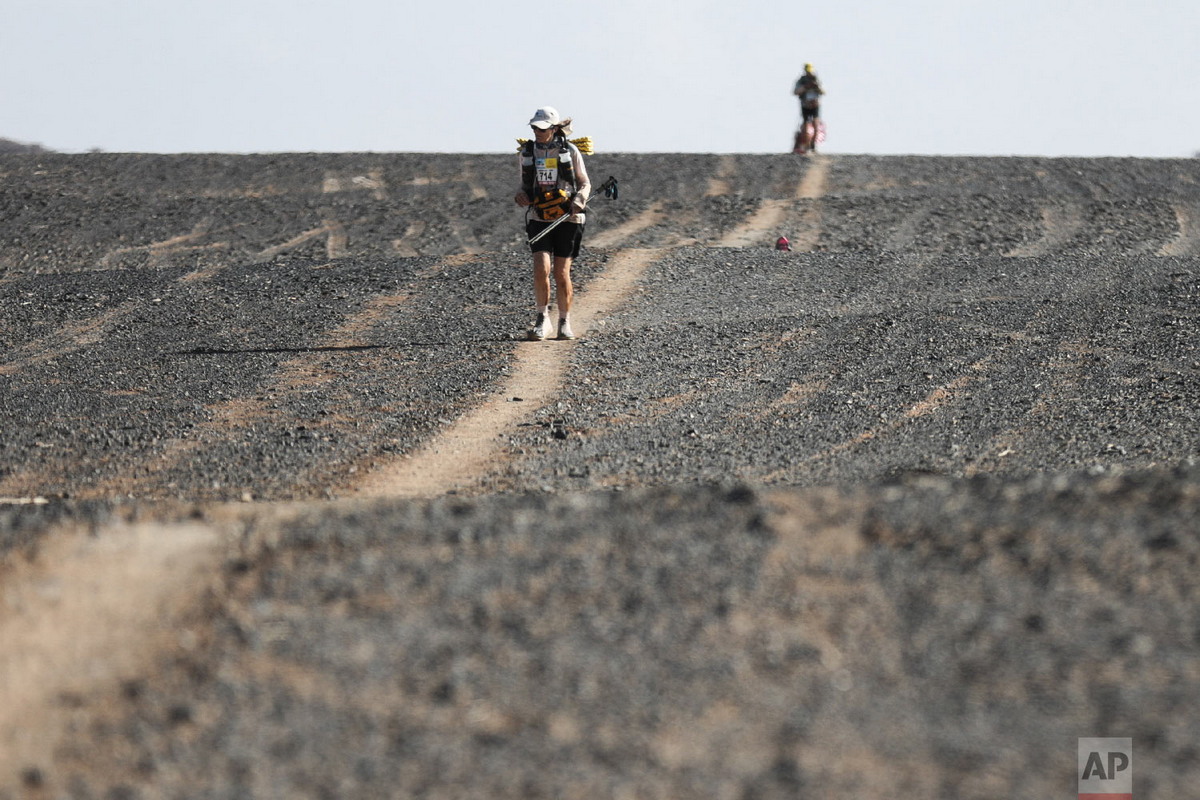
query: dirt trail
[
  {"left": 716, "top": 200, "right": 790, "bottom": 248},
  {"left": 1006, "top": 204, "right": 1084, "bottom": 257},
  {"left": 704, "top": 155, "right": 736, "bottom": 197},
  {"left": 356, "top": 248, "right": 669, "bottom": 498},
  {"left": 1160, "top": 202, "right": 1200, "bottom": 256},
  {"left": 254, "top": 220, "right": 347, "bottom": 263},
  {"left": 785, "top": 155, "right": 830, "bottom": 251},
  {"left": 717, "top": 156, "right": 829, "bottom": 248},
  {"left": 0, "top": 303, "right": 137, "bottom": 377},
  {"left": 0, "top": 522, "right": 223, "bottom": 782},
  {"left": 589, "top": 201, "right": 667, "bottom": 249},
  {"left": 796, "top": 155, "right": 829, "bottom": 200}
]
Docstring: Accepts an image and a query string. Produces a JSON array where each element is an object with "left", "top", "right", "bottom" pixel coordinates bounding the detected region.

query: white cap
[{"left": 529, "top": 106, "right": 561, "bottom": 129}]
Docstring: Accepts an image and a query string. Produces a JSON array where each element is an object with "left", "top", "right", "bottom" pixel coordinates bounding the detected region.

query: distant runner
[
  {"left": 793, "top": 63, "right": 824, "bottom": 129},
  {"left": 514, "top": 106, "right": 592, "bottom": 341},
  {"left": 792, "top": 64, "right": 826, "bottom": 154}
]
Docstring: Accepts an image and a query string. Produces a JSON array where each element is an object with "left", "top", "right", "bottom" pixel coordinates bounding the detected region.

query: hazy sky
[{"left": 4, "top": 0, "right": 1197, "bottom": 157}]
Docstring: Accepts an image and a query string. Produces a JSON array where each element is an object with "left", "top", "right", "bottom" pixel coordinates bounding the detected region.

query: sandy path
[
  {"left": 1160, "top": 202, "right": 1200, "bottom": 257},
  {"left": 717, "top": 156, "right": 829, "bottom": 248},
  {"left": 0, "top": 522, "right": 224, "bottom": 782},
  {"left": 0, "top": 303, "right": 137, "bottom": 377},
  {"left": 785, "top": 156, "right": 831, "bottom": 251},
  {"left": 356, "top": 248, "right": 669, "bottom": 498},
  {"left": 704, "top": 155, "right": 736, "bottom": 197},
  {"left": 716, "top": 200, "right": 790, "bottom": 248},
  {"left": 589, "top": 201, "right": 668, "bottom": 249},
  {"left": 1006, "top": 204, "right": 1084, "bottom": 257},
  {"left": 796, "top": 155, "right": 829, "bottom": 200}
]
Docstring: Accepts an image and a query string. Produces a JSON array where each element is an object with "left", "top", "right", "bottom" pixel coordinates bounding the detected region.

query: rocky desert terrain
[{"left": 1, "top": 149, "right": 1198, "bottom": 798}]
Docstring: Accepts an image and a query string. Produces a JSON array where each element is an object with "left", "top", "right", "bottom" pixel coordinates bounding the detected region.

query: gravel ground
[{"left": 1, "top": 151, "right": 1198, "bottom": 798}]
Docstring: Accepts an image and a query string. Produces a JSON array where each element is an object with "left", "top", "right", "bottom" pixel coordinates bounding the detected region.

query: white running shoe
[
  {"left": 527, "top": 312, "right": 551, "bottom": 341},
  {"left": 557, "top": 319, "right": 576, "bottom": 340}
]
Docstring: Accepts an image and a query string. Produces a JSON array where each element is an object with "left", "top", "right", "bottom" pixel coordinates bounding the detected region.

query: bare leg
[
  {"left": 553, "top": 255, "right": 573, "bottom": 319},
  {"left": 532, "top": 251, "right": 552, "bottom": 309}
]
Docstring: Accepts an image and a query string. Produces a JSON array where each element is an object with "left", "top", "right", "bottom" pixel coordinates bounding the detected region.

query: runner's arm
[
  {"left": 569, "top": 143, "right": 591, "bottom": 211},
  {"left": 515, "top": 150, "right": 532, "bottom": 205}
]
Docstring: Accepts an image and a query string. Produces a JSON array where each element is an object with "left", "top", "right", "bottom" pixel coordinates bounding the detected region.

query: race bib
[{"left": 536, "top": 157, "right": 558, "bottom": 185}]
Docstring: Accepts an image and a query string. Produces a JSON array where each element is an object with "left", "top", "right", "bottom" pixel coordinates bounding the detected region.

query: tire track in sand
[
  {"left": 785, "top": 154, "right": 830, "bottom": 251},
  {"left": 356, "top": 248, "right": 670, "bottom": 498},
  {"left": 588, "top": 201, "right": 668, "bottom": 249},
  {"left": 0, "top": 521, "right": 224, "bottom": 786},
  {"left": 1160, "top": 202, "right": 1200, "bottom": 257},
  {"left": 1005, "top": 204, "right": 1085, "bottom": 257},
  {"left": 704, "top": 155, "right": 736, "bottom": 197},
  {"left": 716, "top": 156, "right": 829, "bottom": 248},
  {"left": 0, "top": 303, "right": 137, "bottom": 377}
]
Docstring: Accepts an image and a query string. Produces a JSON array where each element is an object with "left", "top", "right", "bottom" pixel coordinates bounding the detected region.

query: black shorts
[
  {"left": 527, "top": 219, "right": 584, "bottom": 258},
  {"left": 802, "top": 105, "right": 820, "bottom": 122}
]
